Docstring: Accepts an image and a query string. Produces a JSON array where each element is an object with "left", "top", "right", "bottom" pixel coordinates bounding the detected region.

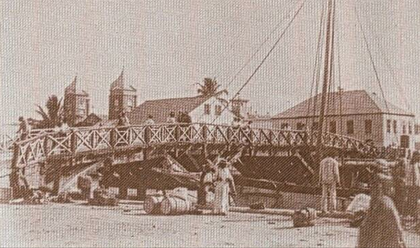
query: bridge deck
[{"left": 9, "top": 123, "right": 391, "bottom": 169}]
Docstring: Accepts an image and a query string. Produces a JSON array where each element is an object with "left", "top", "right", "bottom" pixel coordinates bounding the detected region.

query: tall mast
[{"left": 317, "top": 0, "right": 335, "bottom": 153}]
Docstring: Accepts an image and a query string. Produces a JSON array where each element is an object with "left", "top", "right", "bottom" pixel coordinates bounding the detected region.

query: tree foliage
[
  {"left": 197, "top": 78, "right": 222, "bottom": 96},
  {"left": 34, "top": 95, "right": 64, "bottom": 129}
]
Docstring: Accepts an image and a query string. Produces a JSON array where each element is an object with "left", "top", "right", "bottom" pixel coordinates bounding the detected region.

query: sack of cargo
[
  {"left": 292, "top": 208, "right": 317, "bottom": 227},
  {"left": 346, "top": 194, "right": 371, "bottom": 213}
]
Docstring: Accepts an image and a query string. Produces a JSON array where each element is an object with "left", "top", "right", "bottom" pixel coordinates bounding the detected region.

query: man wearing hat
[{"left": 213, "top": 159, "right": 236, "bottom": 215}]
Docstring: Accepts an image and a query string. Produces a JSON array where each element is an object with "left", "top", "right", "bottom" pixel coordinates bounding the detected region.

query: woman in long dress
[
  {"left": 213, "top": 160, "right": 236, "bottom": 215},
  {"left": 358, "top": 160, "right": 406, "bottom": 248}
]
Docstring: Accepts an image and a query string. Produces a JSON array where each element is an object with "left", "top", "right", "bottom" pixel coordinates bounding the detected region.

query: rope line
[
  {"left": 354, "top": 5, "right": 390, "bottom": 113},
  {"left": 196, "top": 0, "right": 304, "bottom": 123},
  {"left": 211, "top": 1, "right": 306, "bottom": 123}
]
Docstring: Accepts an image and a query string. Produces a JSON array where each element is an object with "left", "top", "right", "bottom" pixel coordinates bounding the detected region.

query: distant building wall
[
  {"left": 382, "top": 114, "right": 416, "bottom": 150},
  {"left": 270, "top": 113, "right": 416, "bottom": 150},
  {"left": 191, "top": 97, "right": 235, "bottom": 125},
  {"left": 64, "top": 93, "right": 90, "bottom": 126}
]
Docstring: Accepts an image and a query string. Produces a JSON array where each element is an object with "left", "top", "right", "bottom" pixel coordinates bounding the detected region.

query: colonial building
[
  {"left": 271, "top": 90, "right": 416, "bottom": 150},
  {"left": 108, "top": 70, "right": 137, "bottom": 120},
  {"left": 127, "top": 92, "right": 236, "bottom": 125},
  {"left": 63, "top": 76, "right": 90, "bottom": 126}
]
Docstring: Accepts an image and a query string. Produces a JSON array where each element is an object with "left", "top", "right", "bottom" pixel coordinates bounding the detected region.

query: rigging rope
[
  {"left": 306, "top": 0, "right": 326, "bottom": 128},
  {"left": 355, "top": 0, "right": 411, "bottom": 113},
  {"left": 211, "top": 1, "right": 306, "bottom": 123},
  {"left": 354, "top": 5, "right": 390, "bottom": 113},
  {"left": 196, "top": 0, "right": 304, "bottom": 122}
]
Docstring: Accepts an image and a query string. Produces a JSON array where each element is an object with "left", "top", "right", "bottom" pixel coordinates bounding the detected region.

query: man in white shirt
[{"left": 319, "top": 151, "right": 341, "bottom": 213}]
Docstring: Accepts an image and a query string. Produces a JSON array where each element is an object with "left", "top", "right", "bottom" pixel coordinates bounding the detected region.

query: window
[
  {"left": 281, "top": 123, "right": 289, "bottom": 129},
  {"left": 347, "top": 120, "right": 354, "bottom": 135},
  {"left": 387, "top": 119, "right": 391, "bottom": 133},
  {"left": 402, "top": 122, "right": 407, "bottom": 134},
  {"left": 127, "top": 98, "right": 134, "bottom": 107},
  {"left": 204, "top": 104, "right": 211, "bottom": 115},
  {"left": 409, "top": 123, "right": 413, "bottom": 134},
  {"left": 393, "top": 120, "right": 397, "bottom": 134},
  {"left": 329, "top": 121, "right": 337, "bottom": 133},
  {"left": 114, "top": 99, "right": 119, "bottom": 106},
  {"left": 77, "top": 98, "right": 85, "bottom": 108},
  {"left": 365, "top": 119, "right": 372, "bottom": 134},
  {"left": 215, "top": 105, "right": 222, "bottom": 116},
  {"left": 77, "top": 109, "right": 85, "bottom": 116},
  {"left": 312, "top": 122, "right": 319, "bottom": 131}
]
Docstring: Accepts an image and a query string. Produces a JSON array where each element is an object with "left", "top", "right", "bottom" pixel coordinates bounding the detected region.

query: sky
[{"left": 1, "top": 0, "right": 419, "bottom": 126}]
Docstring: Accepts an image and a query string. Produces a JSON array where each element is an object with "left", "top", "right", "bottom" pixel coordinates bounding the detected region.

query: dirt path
[{"left": 1, "top": 203, "right": 419, "bottom": 247}]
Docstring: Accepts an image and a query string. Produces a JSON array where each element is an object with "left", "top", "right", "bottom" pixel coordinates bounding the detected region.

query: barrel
[
  {"left": 144, "top": 195, "right": 165, "bottom": 214},
  {"left": 160, "top": 196, "right": 191, "bottom": 215}
]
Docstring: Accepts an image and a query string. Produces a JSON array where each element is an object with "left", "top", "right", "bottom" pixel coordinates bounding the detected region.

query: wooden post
[
  {"left": 110, "top": 128, "right": 116, "bottom": 149},
  {"left": 70, "top": 130, "right": 76, "bottom": 155},
  {"left": 10, "top": 144, "right": 20, "bottom": 198}
]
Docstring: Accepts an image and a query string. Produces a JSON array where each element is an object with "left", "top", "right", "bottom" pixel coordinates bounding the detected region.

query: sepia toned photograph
[{"left": 1, "top": 0, "right": 420, "bottom": 247}]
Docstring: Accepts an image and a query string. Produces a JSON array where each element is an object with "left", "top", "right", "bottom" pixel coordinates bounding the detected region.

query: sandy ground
[{"left": 0, "top": 202, "right": 419, "bottom": 248}]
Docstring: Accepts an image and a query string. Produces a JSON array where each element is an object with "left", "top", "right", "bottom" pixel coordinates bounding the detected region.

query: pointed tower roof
[
  {"left": 110, "top": 69, "right": 124, "bottom": 91},
  {"left": 110, "top": 69, "right": 136, "bottom": 92},
  {"left": 65, "top": 76, "right": 77, "bottom": 94},
  {"left": 64, "top": 76, "right": 89, "bottom": 96}
]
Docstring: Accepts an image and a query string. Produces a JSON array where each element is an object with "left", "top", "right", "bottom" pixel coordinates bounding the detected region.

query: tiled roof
[
  {"left": 273, "top": 90, "right": 413, "bottom": 119},
  {"left": 127, "top": 95, "right": 214, "bottom": 124}
]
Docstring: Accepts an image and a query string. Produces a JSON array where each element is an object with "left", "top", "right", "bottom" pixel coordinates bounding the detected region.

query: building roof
[
  {"left": 273, "top": 90, "right": 414, "bottom": 119},
  {"left": 64, "top": 76, "right": 89, "bottom": 96},
  {"left": 110, "top": 70, "right": 136, "bottom": 92},
  {"left": 127, "top": 94, "right": 218, "bottom": 124}
]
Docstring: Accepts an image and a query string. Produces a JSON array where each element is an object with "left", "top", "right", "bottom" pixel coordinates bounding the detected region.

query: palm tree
[
  {"left": 197, "top": 78, "right": 222, "bottom": 96},
  {"left": 34, "top": 95, "right": 64, "bottom": 129}
]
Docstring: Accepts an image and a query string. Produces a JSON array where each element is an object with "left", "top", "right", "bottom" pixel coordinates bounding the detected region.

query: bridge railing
[
  {"left": 0, "top": 128, "right": 57, "bottom": 154},
  {"left": 11, "top": 123, "right": 385, "bottom": 168}
]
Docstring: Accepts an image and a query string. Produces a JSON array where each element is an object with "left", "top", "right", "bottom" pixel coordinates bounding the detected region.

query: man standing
[
  {"left": 17, "top": 116, "right": 31, "bottom": 140},
  {"left": 319, "top": 151, "right": 340, "bottom": 213}
]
